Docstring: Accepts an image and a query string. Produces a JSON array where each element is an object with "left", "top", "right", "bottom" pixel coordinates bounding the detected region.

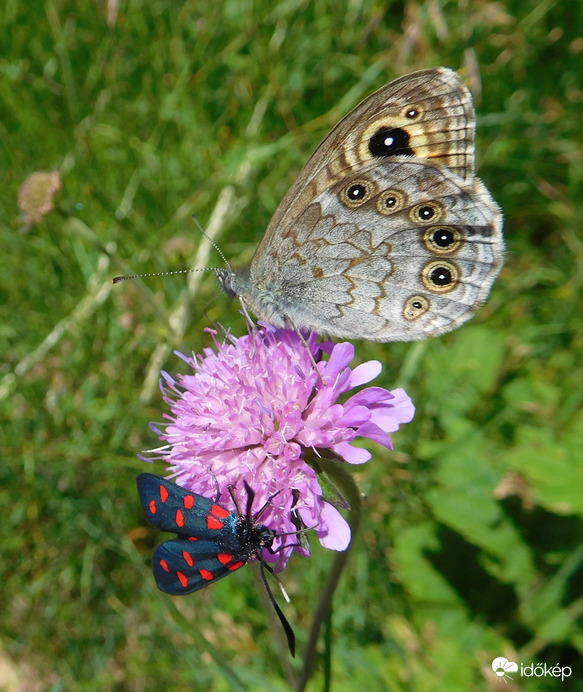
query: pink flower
[{"left": 142, "top": 326, "right": 414, "bottom": 570}]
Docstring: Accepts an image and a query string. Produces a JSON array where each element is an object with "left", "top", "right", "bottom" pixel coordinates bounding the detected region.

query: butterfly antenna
[
  {"left": 112, "top": 267, "right": 214, "bottom": 284},
  {"left": 112, "top": 215, "right": 233, "bottom": 284},
  {"left": 259, "top": 558, "right": 296, "bottom": 657},
  {"left": 191, "top": 213, "right": 234, "bottom": 275}
]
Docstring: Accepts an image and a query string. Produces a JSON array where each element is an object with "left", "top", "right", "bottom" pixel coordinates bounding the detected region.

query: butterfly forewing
[{"left": 259, "top": 67, "right": 476, "bottom": 255}]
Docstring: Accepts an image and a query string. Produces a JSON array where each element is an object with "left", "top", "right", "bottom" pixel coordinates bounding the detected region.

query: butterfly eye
[
  {"left": 340, "top": 179, "right": 374, "bottom": 207},
  {"left": 403, "top": 295, "right": 430, "bottom": 321},
  {"left": 377, "top": 189, "right": 406, "bottom": 215},
  {"left": 411, "top": 202, "right": 444, "bottom": 224},
  {"left": 423, "top": 226, "right": 463, "bottom": 253},
  {"left": 368, "top": 127, "right": 414, "bottom": 158},
  {"left": 422, "top": 260, "right": 459, "bottom": 293}
]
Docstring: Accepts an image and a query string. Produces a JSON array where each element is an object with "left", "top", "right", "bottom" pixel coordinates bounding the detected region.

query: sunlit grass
[{"left": 1, "top": 0, "right": 582, "bottom": 690}]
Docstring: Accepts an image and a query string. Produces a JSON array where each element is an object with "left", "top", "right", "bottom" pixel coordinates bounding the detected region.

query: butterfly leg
[{"left": 282, "top": 314, "right": 326, "bottom": 384}]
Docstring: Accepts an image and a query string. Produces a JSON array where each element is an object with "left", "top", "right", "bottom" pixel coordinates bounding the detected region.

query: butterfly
[
  {"left": 136, "top": 473, "right": 296, "bottom": 655},
  {"left": 216, "top": 67, "right": 504, "bottom": 341}
]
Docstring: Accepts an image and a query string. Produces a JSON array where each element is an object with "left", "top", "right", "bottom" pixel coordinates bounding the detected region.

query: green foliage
[{"left": 1, "top": 0, "right": 582, "bottom": 690}]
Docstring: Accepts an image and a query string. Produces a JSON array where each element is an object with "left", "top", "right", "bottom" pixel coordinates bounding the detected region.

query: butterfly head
[{"left": 214, "top": 267, "right": 239, "bottom": 299}]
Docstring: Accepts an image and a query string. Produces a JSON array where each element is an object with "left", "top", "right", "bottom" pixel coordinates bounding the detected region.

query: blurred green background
[{"left": 1, "top": 0, "right": 582, "bottom": 690}]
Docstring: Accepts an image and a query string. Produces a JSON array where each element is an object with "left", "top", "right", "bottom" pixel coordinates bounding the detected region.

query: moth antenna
[
  {"left": 208, "top": 467, "right": 221, "bottom": 503},
  {"left": 227, "top": 484, "right": 244, "bottom": 516},
  {"left": 244, "top": 481, "right": 256, "bottom": 522},
  {"left": 253, "top": 486, "right": 284, "bottom": 522},
  {"left": 259, "top": 559, "right": 296, "bottom": 657}
]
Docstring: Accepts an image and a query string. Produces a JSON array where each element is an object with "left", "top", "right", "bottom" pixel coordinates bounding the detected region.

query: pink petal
[
  {"left": 337, "top": 405, "right": 371, "bottom": 427},
  {"left": 333, "top": 441, "right": 371, "bottom": 464},
  {"left": 324, "top": 342, "right": 355, "bottom": 378},
  {"left": 347, "top": 360, "right": 382, "bottom": 388},
  {"left": 356, "top": 421, "right": 393, "bottom": 449},
  {"left": 317, "top": 503, "right": 351, "bottom": 551}
]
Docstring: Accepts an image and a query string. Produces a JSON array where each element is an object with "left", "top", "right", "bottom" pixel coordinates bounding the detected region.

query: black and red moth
[{"left": 136, "top": 473, "right": 295, "bottom": 655}]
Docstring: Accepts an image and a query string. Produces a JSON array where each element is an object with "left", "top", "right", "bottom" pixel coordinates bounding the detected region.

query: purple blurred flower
[{"left": 143, "top": 326, "right": 414, "bottom": 570}]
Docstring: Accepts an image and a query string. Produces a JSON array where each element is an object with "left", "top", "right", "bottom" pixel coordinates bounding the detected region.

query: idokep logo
[
  {"left": 492, "top": 657, "right": 518, "bottom": 682},
  {"left": 491, "top": 656, "right": 572, "bottom": 683}
]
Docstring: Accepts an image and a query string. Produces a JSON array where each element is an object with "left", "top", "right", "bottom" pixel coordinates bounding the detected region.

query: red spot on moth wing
[
  {"left": 182, "top": 551, "right": 194, "bottom": 567},
  {"left": 175, "top": 509, "right": 185, "bottom": 528},
  {"left": 183, "top": 494, "right": 195, "bottom": 509},
  {"left": 207, "top": 515, "right": 225, "bottom": 530},
  {"left": 159, "top": 559, "right": 170, "bottom": 573},
  {"left": 217, "top": 553, "right": 233, "bottom": 565},
  {"left": 227, "top": 561, "right": 244, "bottom": 571},
  {"left": 149, "top": 499, "right": 157, "bottom": 514},
  {"left": 199, "top": 569, "right": 214, "bottom": 581},
  {"left": 211, "top": 504, "right": 230, "bottom": 519},
  {"left": 160, "top": 485, "right": 169, "bottom": 503},
  {"left": 177, "top": 571, "right": 188, "bottom": 588},
  {"left": 188, "top": 536, "right": 198, "bottom": 541}
]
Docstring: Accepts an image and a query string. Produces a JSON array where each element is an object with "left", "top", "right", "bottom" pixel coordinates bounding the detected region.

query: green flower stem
[
  {"left": 125, "top": 535, "right": 248, "bottom": 691},
  {"left": 297, "top": 460, "right": 363, "bottom": 691}
]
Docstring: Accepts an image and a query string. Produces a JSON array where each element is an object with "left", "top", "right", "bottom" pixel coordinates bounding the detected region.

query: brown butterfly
[{"left": 216, "top": 67, "right": 504, "bottom": 341}]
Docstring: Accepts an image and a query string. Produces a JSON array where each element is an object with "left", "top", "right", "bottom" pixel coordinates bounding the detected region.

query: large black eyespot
[
  {"left": 340, "top": 179, "right": 374, "bottom": 207},
  {"left": 347, "top": 183, "right": 366, "bottom": 201},
  {"left": 422, "top": 260, "right": 459, "bottom": 293},
  {"left": 368, "top": 127, "right": 414, "bottom": 158},
  {"left": 432, "top": 228, "right": 454, "bottom": 246},
  {"left": 419, "top": 206, "right": 435, "bottom": 220},
  {"left": 431, "top": 267, "right": 452, "bottom": 286},
  {"left": 423, "top": 226, "right": 463, "bottom": 253}
]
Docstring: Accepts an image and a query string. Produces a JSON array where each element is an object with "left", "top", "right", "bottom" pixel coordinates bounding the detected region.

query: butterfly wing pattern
[
  {"left": 136, "top": 473, "right": 276, "bottom": 595},
  {"left": 216, "top": 67, "right": 505, "bottom": 342}
]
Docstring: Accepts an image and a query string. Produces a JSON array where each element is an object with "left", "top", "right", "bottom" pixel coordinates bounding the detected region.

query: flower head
[{"left": 143, "top": 326, "right": 414, "bottom": 570}]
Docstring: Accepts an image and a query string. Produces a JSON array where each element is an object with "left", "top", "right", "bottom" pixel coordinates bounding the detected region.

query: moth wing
[
  {"left": 152, "top": 539, "right": 247, "bottom": 595},
  {"left": 137, "top": 473, "right": 220, "bottom": 538}
]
